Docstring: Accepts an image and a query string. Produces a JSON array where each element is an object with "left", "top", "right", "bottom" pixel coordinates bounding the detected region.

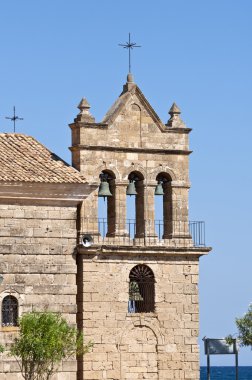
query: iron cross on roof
[
  {"left": 5, "top": 106, "right": 24, "bottom": 133},
  {"left": 119, "top": 33, "right": 141, "bottom": 73}
]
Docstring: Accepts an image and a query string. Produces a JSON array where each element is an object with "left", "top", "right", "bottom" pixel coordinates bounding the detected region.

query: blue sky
[{"left": 1, "top": 0, "right": 252, "bottom": 365}]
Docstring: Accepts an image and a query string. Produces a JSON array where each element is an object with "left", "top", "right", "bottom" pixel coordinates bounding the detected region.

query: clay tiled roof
[{"left": 0, "top": 134, "right": 86, "bottom": 183}]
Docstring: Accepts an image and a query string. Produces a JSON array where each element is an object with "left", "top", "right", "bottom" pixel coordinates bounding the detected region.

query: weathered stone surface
[
  {"left": 0, "top": 75, "right": 211, "bottom": 380},
  {"left": 0, "top": 204, "right": 78, "bottom": 378},
  {"left": 69, "top": 76, "right": 211, "bottom": 380}
]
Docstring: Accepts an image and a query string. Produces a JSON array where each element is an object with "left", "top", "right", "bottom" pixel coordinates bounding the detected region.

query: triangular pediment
[{"left": 102, "top": 82, "right": 165, "bottom": 131}]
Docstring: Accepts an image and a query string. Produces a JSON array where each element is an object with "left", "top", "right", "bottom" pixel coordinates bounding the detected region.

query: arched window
[
  {"left": 128, "top": 265, "right": 155, "bottom": 313},
  {"left": 155, "top": 172, "right": 172, "bottom": 239},
  {"left": 98, "top": 170, "right": 116, "bottom": 237},
  {"left": 2, "top": 295, "right": 18, "bottom": 326},
  {"left": 126, "top": 171, "right": 145, "bottom": 238}
]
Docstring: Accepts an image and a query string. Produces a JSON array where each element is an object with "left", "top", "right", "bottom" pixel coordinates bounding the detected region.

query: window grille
[
  {"left": 2, "top": 295, "right": 18, "bottom": 327},
  {"left": 128, "top": 265, "right": 155, "bottom": 313}
]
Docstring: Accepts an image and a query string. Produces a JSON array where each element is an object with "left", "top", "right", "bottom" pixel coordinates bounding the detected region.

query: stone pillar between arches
[
  {"left": 135, "top": 181, "right": 145, "bottom": 238},
  {"left": 171, "top": 185, "right": 190, "bottom": 239},
  {"left": 144, "top": 185, "right": 157, "bottom": 241},
  {"left": 163, "top": 181, "right": 173, "bottom": 239},
  {"left": 80, "top": 190, "right": 100, "bottom": 239}
]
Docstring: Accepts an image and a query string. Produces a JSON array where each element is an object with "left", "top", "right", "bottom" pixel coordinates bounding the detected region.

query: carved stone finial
[
  {"left": 78, "top": 98, "right": 90, "bottom": 111},
  {"left": 169, "top": 103, "right": 181, "bottom": 115},
  {"left": 127, "top": 73, "right": 134, "bottom": 83},
  {"left": 166, "top": 102, "right": 186, "bottom": 128},
  {"left": 123, "top": 73, "right": 136, "bottom": 93},
  {"left": 76, "top": 98, "right": 95, "bottom": 122}
]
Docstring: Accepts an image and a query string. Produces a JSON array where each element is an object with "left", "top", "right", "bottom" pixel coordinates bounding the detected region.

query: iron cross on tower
[
  {"left": 119, "top": 33, "right": 141, "bottom": 73},
  {"left": 5, "top": 106, "right": 24, "bottom": 133}
]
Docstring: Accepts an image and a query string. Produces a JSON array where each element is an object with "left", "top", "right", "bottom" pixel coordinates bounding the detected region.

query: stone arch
[
  {"left": 149, "top": 165, "right": 176, "bottom": 182},
  {"left": 122, "top": 164, "right": 146, "bottom": 181},
  {"left": 119, "top": 321, "right": 162, "bottom": 380},
  {"left": 118, "top": 318, "right": 164, "bottom": 348},
  {"left": 95, "top": 163, "right": 120, "bottom": 181},
  {"left": 128, "top": 170, "right": 145, "bottom": 182},
  {"left": 131, "top": 102, "right": 141, "bottom": 111},
  {"left": 128, "top": 264, "right": 155, "bottom": 313},
  {"left": 131, "top": 103, "right": 142, "bottom": 143},
  {"left": 126, "top": 169, "right": 145, "bottom": 238},
  {"left": 0, "top": 289, "right": 23, "bottom": 327},
  {"left": 98, "top": 168, "right": 117, "bottom": 237},
  {"left": 152, "top": 169, "right": 174, "bottom": 239},
  {"left": 156, "top": 172, "right": 172, "bottom": 183}
]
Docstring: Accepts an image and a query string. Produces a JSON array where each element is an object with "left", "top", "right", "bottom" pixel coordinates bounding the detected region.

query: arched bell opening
[
  {"left": 98, "top": 170, "right": 116, "bottom": 237},
  {"left": 126, "top": 171, "right": 145, "bottom": 239},
  {"left": 155, "top": 172, "right": 172, "bottom": 239}
]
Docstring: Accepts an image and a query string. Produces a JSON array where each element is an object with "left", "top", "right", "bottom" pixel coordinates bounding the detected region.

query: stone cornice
[
  {"left": 171, "top": 181, "right": 191, "bottom": 189},
  {"left": 78, "top": 245, "right": 211, "bottom": 257},
  {"left": 69, "top": 122, "right": 191, "bottom": 134},
  {"left": 70, "top": 145, "right": 192, "bottom": 156},
  {"left": 69, "top": 122, "right": 108, "bottom": 130},
  {"left": 0, "top": 182, "right": 95, "bottom": 206}
]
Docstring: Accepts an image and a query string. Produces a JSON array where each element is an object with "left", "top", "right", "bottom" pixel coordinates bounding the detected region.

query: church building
[{"left": 0, "top": 73, "right": 210, "bottom": 379}]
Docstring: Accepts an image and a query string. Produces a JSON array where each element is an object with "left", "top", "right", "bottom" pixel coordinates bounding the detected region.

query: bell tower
[{"left": 70, "top": 74, "right": 211, "bottom": 380}]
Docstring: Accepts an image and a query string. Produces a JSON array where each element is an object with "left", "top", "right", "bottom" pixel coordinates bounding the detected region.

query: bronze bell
[
  {"left": 98, "top": 181, "right": 112, "bottom": 198},
  {"left": 126, "top": 180, "right": 137, "bottom": 196},
  {"left": 154, "top": 181, "right": 164, "bottom": 196}
]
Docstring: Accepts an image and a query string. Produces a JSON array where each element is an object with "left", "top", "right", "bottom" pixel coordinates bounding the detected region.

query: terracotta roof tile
[{"left": 0, "top": 133, "right": 86, "bottom": 184}]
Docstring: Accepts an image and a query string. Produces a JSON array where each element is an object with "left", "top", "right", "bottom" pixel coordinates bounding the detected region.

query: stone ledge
[
  {"left": 70, "top": 144, "right": 192, "bottom": 156},
  {"left": 0, "top": 326, "right": 19, "bottom": 332},
  {"left": 126, "top": 312, "right": 158, "bottom": 318},
  {"left": 78, "top": 245, "right": 212, "bottom": 257},
  {"left": 0, "top": 182, "right": 95, "bottom": 206}
]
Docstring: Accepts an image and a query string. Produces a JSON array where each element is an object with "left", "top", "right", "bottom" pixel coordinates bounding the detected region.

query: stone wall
[
  {"left": 78, "top": 254, "right": 199, "bottom": 380},
  {"left": 71, "top": 87, "right": 191, "bottom": 244},
  {"left": 78, "top": 149, "right": 190, "bottom": 243},
  {"left": 71, "top": 79, "right": 209, "bottom": 380},
  {"left": 0, "top": 204, "right": 78, "bottom": 380},
  {"left": 71, "top": 93, "right": 189, "bottom": 153}
]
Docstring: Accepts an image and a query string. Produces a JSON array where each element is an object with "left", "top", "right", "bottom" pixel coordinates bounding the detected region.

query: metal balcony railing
[
  {"left": 80, "top": 218, "right": 206, "bottom": 247},
  {"left": 189, "top": 221, "right": 205, "bottom": 247}
]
